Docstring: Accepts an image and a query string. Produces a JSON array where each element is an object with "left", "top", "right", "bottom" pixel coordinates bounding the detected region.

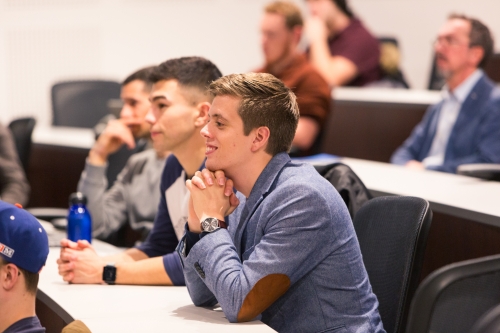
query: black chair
[
  {"left": 469, "top": 303, "right": 500, "bottom": 333},
  {"left": 52, "top": 80, "right": 121, "bottom": 128},
  {"left": 315, "top": 162, "right": 372, "bottom": 219},
  {"left": 8, "top": 117, "right": 36, "bottom": 172},
  {"left": 428, "top": 54, "right": 446, "bottom": 91},
  {"left": 353, "top": 196, "right": 432, "bottom": 333},
  {"left": 371, "top": 37, "right": 410, "bottom": 89},
  {"left": 406, "top": 254, "right": 500, "bottom": 333}
]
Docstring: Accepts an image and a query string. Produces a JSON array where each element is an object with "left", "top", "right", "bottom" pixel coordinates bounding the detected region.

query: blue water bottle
[{"left": 67, "top": 192, "right": 92, "bottom": 243}]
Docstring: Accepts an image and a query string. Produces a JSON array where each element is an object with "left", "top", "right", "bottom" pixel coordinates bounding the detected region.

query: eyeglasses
[{"left": 433, "top": 36, "right": 469, "bottom": 48}]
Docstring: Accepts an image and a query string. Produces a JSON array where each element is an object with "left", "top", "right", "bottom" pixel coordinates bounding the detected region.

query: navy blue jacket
[{"left": 391, "top": 75, "right": 500, "bottom": 173}]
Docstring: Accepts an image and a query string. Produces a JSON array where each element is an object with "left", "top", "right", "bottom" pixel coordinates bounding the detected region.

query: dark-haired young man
[
  {"left": 57, "top": 57, "right": 222, "bottom": 286},
  {"left": 391, "top": 15, "right": 500, "bottom": 173},
  {"left": 0, "top": 201, "right": 49, "bottom": 333},
  {"left": 179, "top": 73, "right": 384, "bottom": 332},
  {"left": 258, "top": 1, "right": 330, "bottom": 156},
  {"left": 77, "top": 66, "right": 167, "bottom": 241},
  {"left": 305, "top": 0, "right": 381, "bottom": 86}
]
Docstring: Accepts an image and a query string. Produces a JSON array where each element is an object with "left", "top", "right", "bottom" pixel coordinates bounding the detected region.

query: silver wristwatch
[{"left": 200, "top": 217, "right": 227, "bottom": 232}]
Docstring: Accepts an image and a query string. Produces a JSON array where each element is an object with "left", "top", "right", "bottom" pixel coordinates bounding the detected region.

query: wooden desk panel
[
  {"left": 420, "top": 211, "right": 500, "bottom": 280},
  {"left": 321, "top": 101, "right": 428, "bottom": 162}
]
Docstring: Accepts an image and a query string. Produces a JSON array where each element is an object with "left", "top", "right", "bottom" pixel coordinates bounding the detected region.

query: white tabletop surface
[
  {"left": 340, "top": 158, "right": 500, "bottom": 227},
  {"left": 333, "top": 87, "right": 442, "bottom": 105},
  {"left": 39, "top": 243, "right": 275, "bottom": 333},
  {"left": 33, "top": 126, "right": 95, "bottom": 149}
]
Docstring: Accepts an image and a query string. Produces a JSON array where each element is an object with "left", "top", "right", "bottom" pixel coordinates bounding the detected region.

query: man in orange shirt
[{"left": 257, "top": 1, "right": 331, "bottom": 156}]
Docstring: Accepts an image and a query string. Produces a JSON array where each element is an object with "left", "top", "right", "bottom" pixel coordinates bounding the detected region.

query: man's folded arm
[
  {"left": 177, "top": 226, "right": 218, "bottom": 307},
  {"left": 77, "top": 160, "right": 128, "bottom": 239}
]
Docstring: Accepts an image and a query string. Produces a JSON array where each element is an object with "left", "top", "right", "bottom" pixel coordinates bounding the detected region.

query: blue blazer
[
  {"left": 391, "top": 75, "right": 500, "bottom": 173},
  {"left": 178, "top": 153, "right": 384, "bottom": 333}
]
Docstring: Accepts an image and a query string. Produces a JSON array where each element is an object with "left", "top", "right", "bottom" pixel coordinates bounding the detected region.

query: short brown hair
[
  {"left": 122, "top": 66, "right": 155, "bottom": 91},
  {"left": 0, "top": 257, "right": 39, "bottom": 295},
  {"left": 449, "top": 14, "right": 494, "bottom": 68},
  {"left": 209, "top": 73, "right": 299, "bottom": 156},
  {"left": 265, "top": 1, "right": 303, "bottom": 30}
]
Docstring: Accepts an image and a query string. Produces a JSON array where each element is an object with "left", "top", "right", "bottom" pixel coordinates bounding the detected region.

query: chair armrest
[{"left": 457, "top": 164, "right": 500, "bottom": 181}]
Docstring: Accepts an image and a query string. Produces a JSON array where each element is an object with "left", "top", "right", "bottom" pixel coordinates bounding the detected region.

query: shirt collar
[{"left": 441, "top": 69, "right": 484, "bottom": 103}]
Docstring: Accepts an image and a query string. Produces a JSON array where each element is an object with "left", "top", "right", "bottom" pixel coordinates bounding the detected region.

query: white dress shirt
[{"left": 423, "top": 69, "right": 484, "bottom": 168}]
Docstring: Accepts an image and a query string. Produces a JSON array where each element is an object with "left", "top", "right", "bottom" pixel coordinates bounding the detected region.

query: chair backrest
[
  {"left": 353, "top": 196, "right": 432, "bottom": 333},
  {"left": 8, "top": 117, "right": 36, "bottom": 172},
  {"left": 469, "top": 303, "right": 500, "bottom": 333},
  {"left": 375, "top": 36, "right": 410, "bottom": 89},
  {"left": 483, "top": 53, "right": 500, "bottom": 84},
  {"left": 315, "top": 162, "right": 372, "bottom": 218},
  {"left": 406, "top": 254, "right": 500, "bottom": 333},
  {"left": 52, "top": 80, "right": 121, "bottom": 128}
]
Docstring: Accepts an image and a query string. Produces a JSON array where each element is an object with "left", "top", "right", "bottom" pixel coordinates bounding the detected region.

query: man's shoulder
[
  {"left": 161, "top": 154, "right": 185, "bottom": 188},
  {"left": 274, "top": 162, "right": 336, "bottom": 199},
  {"left": 126, "top": 148, "right": 158, "bottom": 164}
]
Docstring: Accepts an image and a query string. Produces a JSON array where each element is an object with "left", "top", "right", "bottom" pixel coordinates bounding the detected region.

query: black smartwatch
[{"left": 102, "top": 263, "right": 116, "bottom": 285}]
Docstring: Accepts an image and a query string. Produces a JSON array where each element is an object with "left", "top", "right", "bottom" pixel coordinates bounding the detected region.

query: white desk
[
  {"left": 341, "top": 158, "right": 500, "bottom": 228},
  {"left": 32, "top": 126, "right": 95, "bottom": 149},
  {"left": 38, "top": 243, "right": 275, "bottom": 333},
  {"left": 333, "top": 87, "right": 442, "bottom": 105}
]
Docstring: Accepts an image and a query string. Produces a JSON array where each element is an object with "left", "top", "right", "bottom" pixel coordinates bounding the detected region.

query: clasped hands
[
  {"left": 186, "top": 169, "right": 239, "bottom": 233},
  {"left": 57, "top": 239, "right": 105, "bottom": 284}
]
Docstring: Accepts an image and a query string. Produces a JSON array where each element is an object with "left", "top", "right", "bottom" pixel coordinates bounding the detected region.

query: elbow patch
[{"left": 237, "top": 274, "right": 290, "bottom": 322}]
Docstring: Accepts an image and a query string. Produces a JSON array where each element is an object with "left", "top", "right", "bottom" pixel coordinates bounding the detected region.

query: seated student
[
  {"left": 391, "top": 15, "right": 500, "bottom": 173},
  {"left": 78, "top": 66, "right": 167, "bottom": 242},
  {"left": 0, "top": 124, "right": 30, "bottom": 206},
  {"left": 0, "top": 201, "right": 49, "bottom": 333},
  {"left": 305, "top": 0, "right": 381, "bottom": 87},
  {"left": 257, "top": 1, "right": 331, "bottom": 156},
  {"left": 178, "top": 73, "right": 384, "bottom": 333},
  {"left": 57, "top": 57, "right": 222, "bottom": 286}
]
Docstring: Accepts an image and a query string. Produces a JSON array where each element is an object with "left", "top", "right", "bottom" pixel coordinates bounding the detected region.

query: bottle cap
[{"left": 69, "top": 192, "right": 87, "bottom": 206}]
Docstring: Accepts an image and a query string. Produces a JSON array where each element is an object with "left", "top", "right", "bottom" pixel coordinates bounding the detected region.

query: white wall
[{"left": 1, "top": 0, "right": 499, "bottom": 126}]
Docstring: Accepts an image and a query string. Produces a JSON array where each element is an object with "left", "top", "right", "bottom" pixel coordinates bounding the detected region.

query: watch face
[{"left": 202, "top": 218, "right": 219, "bottom": 232}]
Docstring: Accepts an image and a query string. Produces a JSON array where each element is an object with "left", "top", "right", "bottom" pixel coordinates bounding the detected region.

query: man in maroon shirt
[
  {"left": 257, "top": 1, "right": 331, "bottom": 155},
  {"left": 305, "top": 0, "right": 381, "bottom": 87}
]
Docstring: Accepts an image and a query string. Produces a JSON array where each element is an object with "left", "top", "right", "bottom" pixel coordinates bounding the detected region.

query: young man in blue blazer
[{"left": 178, "top": 73, "right": 385, "bottom": 333}]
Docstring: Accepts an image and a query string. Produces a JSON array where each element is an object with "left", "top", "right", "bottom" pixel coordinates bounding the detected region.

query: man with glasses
[{"left": 391, "top": 14, "right": 500, "bottom": 173}]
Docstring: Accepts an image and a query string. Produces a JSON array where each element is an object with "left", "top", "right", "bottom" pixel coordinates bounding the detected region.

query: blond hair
[
  {"left": 209, "top": 73, "right": 299, "bottom": 156},
  {"left": 264, "top": 1, "right": 303, "bottom": 30}
]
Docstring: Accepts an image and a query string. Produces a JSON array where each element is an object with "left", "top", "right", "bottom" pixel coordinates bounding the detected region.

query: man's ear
[
  {"left": 469, "top": 46, "right": 485, "bottom": 68},
  {"left": 195, "top": 102, "right": 211, "bottom": 127},
  {"left": 292, "top": 26, "right": 303, "bottom": 45},
  {"left": 0, "top": 263, "right": 20, "bottom": 291},
  {"left": 250, "top": 126, "right": 271, "bottom": 152}
]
